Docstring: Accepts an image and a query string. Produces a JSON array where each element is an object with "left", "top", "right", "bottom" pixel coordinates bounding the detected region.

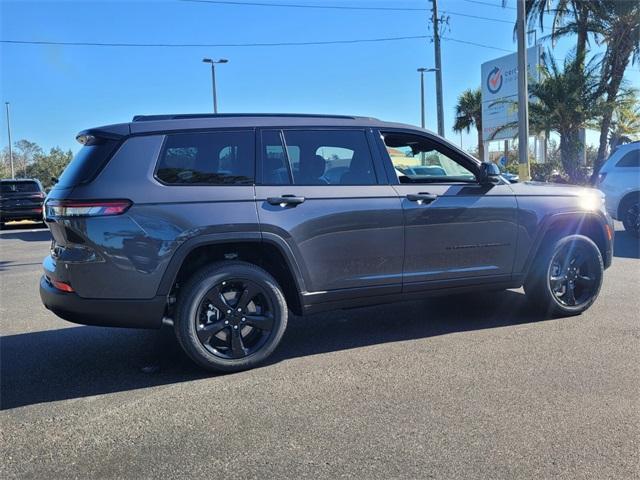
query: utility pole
[
  {"left": 5, "top": 102, "right": 14, "bottom": 179},
  {"left": 431, "top": 0, "right": 445, "bottom": 137},
  {"left": 516, "top": 0, "right": 530, "bottom": 181}
]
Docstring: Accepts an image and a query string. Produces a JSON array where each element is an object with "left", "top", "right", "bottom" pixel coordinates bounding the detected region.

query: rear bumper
[
  {"left": 39, "top": 276, "right": 165, "bottom": 329},
  {"left": 1, "top": 208, "right": 43, "bottom": 221}
]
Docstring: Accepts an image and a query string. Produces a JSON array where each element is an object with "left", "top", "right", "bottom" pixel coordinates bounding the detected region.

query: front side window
[
  {"left": 382, "top": 132, "right": 477, "bottom": 183},
  {"left": 156, "top": 130, "right": 254, "bottom": 185}
]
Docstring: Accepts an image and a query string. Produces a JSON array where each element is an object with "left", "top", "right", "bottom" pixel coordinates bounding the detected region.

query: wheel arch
[
  {"left": 157, "top": 233, "right": 306, "bottom": 315},
  {"left": 522, "top": 211, "right": 612, "bottom": 279}
]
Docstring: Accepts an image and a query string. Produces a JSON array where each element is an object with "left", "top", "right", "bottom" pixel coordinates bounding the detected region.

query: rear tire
[
  {"left": 174, "top": 261, "right": 288, "bottom": 372},
  {"left": 620, "top": 194, "right": 640, "bottom": 238},
  {"left": 524, "top": 234, "right": 603, "bottom": 316}
]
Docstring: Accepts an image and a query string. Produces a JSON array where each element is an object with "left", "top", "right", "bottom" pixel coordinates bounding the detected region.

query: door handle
[
  {"left": 267, "top": 195, "right": 306, "bottom": 206},
  {"left": 406, "top": 192, "right": 438, "bottom": 204}
]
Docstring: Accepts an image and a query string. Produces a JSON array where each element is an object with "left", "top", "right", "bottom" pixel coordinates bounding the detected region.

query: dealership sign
[{"left": 481, "top": 46, "right": 541, "bottom": 141}]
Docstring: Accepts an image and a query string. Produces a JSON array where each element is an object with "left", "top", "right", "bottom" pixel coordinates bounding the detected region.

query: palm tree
[
  {"left": 590, "top": 0, "right": 640, "bottom": 174},
  {"left": 492, "top": 52, "right": 602, "bottom": 182},
  {"left": 609, "top": 96, "right": 640, "bottom": 150},
  {"left": 524, "top": 0, "right": 596, "bottom": 64},
  {"left": 453, "top": 88, "right": 483, "bottom": 160}
]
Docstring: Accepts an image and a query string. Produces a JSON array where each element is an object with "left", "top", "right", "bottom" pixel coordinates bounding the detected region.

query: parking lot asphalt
[{"left": 1, "top": 223, "right": 639, "bottom": 479}]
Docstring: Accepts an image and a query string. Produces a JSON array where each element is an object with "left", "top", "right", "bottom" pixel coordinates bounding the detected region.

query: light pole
[
  {"left": 5, "top": 102, "right": 14, "bottom": 179},
  {"left": 202, "top": 58, "right": 228, "bottom": 114},
  {"left": 417, "top": 68, "right": 438, "bottom": 129}
]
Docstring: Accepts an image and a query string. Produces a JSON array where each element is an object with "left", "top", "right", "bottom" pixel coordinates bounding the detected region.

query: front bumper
[{"left": 39, "top": 276, "right": 166, "bottom": 329}]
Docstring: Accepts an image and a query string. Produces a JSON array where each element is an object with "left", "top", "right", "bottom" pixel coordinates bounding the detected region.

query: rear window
[
  {"left": 616, "top": 149, "right": 640, "bottom": 168},
  {"left": 156, "top": 131, "right": 255, "bottom": 185},
  {"left": 56, "top": 139, "right": 119, "bottom": 189},
  {"left": 0, "top": 181, "right": 41, "bottom": 194}
]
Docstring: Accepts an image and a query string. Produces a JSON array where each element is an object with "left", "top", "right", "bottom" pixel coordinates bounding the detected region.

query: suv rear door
[
  {"left": 375, "top": 129, "right": 518, "bottom": 291},
  {"left": 255, "top": 128, "right": 404, "bottom": 300}
]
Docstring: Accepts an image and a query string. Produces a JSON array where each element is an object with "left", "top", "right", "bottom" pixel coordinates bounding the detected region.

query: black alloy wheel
[
  {"left": 175, "top": 261, "right": 288, "bottom": 372},
  {"left": 195, "top": 278, "right": 275, "bottom": 359},
  {"left": 548, "top": 242, "right": 600, "bottom": 309}
]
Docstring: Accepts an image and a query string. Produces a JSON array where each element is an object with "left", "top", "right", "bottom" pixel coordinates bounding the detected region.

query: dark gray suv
[{"left": 40, "top": 114, "right": 614, "bottom": 371}]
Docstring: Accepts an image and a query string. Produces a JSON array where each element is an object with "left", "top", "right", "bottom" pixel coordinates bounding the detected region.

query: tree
[
  {"left": 493, "top": 52, "right": 603, "bottom": 183},
  {"left": 13, "top": 139, "right": 42, "bottom": 178},
  {"left": 525, "top": 0, "right": 596, "bottom": 64},
  {"left": 452, "top": 88, "right": 483, "bottom": 160},
  {"left": 591, "top": 0, "right": 640, "bottom": 173},
  {"left": 26, "top": 147, "right": 73, "bottom": 190},
  {"left": 608, "top": 95, "right": 640, "bottom": 150}
]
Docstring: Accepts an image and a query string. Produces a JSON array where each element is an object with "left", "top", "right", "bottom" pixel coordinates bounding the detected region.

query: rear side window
[
  {"left": 156, "top": 131, "right": 254, "bottom": 185},
  {"left": 1, "top": 181, "right": 41, "bottom": 194},
  {"left": 56, "top": 139, "right": 119, "bottom": 189},
  {"left": 616, "top": 149, "right": 640, "bottom": 168},
  {"left": 261, "top": 129, "right": 377, "bottom": 185}
]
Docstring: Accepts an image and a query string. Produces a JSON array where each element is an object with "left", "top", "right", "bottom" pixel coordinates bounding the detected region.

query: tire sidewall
[{"left": 175, "top": 262, "right": 288, "bottom": 372}]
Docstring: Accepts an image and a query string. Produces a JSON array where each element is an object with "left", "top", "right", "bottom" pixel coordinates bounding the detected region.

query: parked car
[
  {"left": 0, "top": 178, "right": 46, "bottom": 227},
  {"left": 596, "top": 141, "right": 640, "bottom": 237},
  {"left": 40, "top": 114, "right": 614, "bottom": 372}
]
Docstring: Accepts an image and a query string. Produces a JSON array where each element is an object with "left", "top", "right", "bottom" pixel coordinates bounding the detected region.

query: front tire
[
  {"left": 621, "top": 194, "right": 640, "bottom": 238},
  {"left": 524, "top": 235, "right": 604, "bottom": 316},
  {"left": 174, "top": 261, "right": 288, "bottom": 372}
]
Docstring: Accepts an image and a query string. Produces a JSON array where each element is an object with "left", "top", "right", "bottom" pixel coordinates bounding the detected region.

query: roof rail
[{"left": 131, "top": 113, "right": 371, "bottom": 122}]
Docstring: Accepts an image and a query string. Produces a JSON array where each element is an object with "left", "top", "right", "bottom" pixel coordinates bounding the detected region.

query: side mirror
[{"left": 479, "top": 161, "right": 501, "bottom": 185}]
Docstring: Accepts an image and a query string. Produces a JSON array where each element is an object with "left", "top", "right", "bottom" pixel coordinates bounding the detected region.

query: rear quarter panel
[{"left": 50, "top": 135, "right": 259, "bottom": 299}]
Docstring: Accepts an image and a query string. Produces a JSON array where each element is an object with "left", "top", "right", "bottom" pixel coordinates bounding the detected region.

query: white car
[{"left": 597, "top": 142, "right": 640, "bottom": 237}]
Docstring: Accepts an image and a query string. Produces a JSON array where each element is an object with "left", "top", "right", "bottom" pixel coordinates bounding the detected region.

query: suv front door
[
  {"left": 256, "top": 128, "right": 404, "bottom": 300},
  {"left": 376, "top": 130, "right": 518, "bottom": 291}
]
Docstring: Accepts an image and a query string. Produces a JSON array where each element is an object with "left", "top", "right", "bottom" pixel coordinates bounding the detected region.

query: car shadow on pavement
[
  {"left": 1, "top": 290, "right": 554, "bottom": 410},
  {"left": 613, "top": 230, "right": 640, "bottom": 259}
]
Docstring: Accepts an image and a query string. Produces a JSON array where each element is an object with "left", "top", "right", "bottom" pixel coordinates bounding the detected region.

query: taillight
[{"left": 46, "top": 199, "right": 132, "bottom": 218}]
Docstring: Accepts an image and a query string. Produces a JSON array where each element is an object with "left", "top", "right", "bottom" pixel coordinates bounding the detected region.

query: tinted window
[
  {"left": 282, "top": 130, "right": 377, "bottom": 185},
  {"left": 616, "top": 149, "right": 640, "bottom": 168},
  {"left": 261, "top": 130, "right": 291, "bottom": 185},
  {"left": 156, "top": 131, "right": 254, "bottom": 185},
  {"left": 0, "top": 181, "right": 41, "bottom": 194},
  {"left": 382, "top": 133, "right": 476, "bottom": 183},
  {"left": 56, "top": 139, "right": 119, "bottom": 189}
]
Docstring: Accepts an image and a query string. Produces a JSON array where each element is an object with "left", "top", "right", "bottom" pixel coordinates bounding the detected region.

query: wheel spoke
[
  {"left": 230, "top": 328, "right": 248, "bottom": 358},
  {"left": 236, "top": 284, "right": 259, "bottom": 311},
  {"left": 576, "top": 274, "right": 594, "bottom": 285},
  {"left": 564, "top": 282, "right": 576, "bottom": 306},
  {"left": 205, "top": 286, "right": 230, "bottom": 313},
  {"left": 244, "top": 314, "right": 274, "bottom": 331},
  {"left": 550, "top": 275, "right": 564, "bottom": 289},
  {"left": 197, "top": 320, "right": 227, "bottom": 344}
]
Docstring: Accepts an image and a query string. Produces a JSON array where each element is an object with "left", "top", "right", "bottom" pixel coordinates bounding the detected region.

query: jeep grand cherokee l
[{"left": 40, "top": 114, "right": 614, "bottom": 372}]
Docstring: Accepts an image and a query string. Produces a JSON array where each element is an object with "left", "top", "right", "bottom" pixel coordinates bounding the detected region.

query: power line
[
  {"left": 461, "top": 0, "right": 516, "bottom": 10},
  {"left": 180, "top": 0, "right": 427, "bottom": 11},
  {"left": 181, "top": 0, "right": 517, "bottom": 24},
  {"left": 0, "top": 36, "right": 514, "bottom": 52}
]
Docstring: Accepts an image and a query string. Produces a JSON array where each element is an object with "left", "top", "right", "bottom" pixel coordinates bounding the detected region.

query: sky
[{"left": 1, "top": 0, "right": 639, "bottom": 154}]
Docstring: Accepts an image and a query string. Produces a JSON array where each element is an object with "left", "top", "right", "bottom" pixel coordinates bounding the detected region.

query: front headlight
[{"left": 578, "top": 190, "right": 605, "bottom": 211}]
